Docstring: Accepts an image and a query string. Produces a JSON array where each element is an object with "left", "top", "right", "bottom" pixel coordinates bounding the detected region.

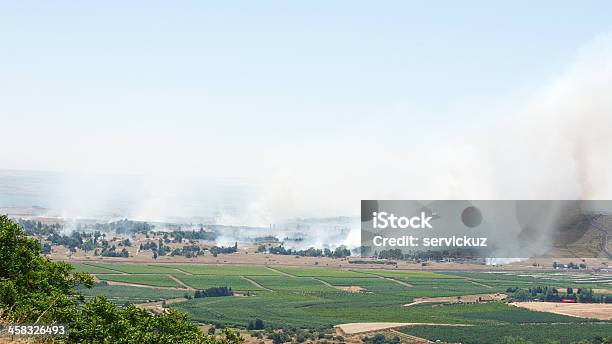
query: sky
[
  {"left": 2, "top": 2, "right": 612, "bottom": 221},
  {"left": 1, "top": 1, "right": 611, "bottom": 176}
]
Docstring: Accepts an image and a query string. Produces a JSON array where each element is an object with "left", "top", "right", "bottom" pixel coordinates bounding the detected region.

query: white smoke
[
  {"left": 247, "top": 32, "right": 612, "bottom": 223},
  {"left": 7, "top": 32, "right": 612, "bottom": 254}
]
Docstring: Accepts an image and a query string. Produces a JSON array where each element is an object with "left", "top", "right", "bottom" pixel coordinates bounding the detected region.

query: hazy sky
[{"left": 1, "top": 1, "right": 612, "bottom": 178}]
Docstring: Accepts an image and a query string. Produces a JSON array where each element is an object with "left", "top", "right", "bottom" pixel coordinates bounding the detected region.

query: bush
[{"left": 0, "top": 215, "right": 242, "bottom": 344}]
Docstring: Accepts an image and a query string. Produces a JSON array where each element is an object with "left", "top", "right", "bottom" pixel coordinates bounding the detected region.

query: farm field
[
  {"left": 170, "top": 264, "right": 282, "bottom": 276},
  {"left": 74, "top": 262, "right": 612, "bottom": 340},
  {"left": 85, "top": 262, "right": 188, "bottom": 274},
  {"left": 96, "top": 274, "right": 182, "bottom": 288},
  {"left": 274, "top": 266, "right": 372, "bottom": 278},
  {"left": 511, "top": 302, "right": 612, "bottom": 320},
  {"left": 247, "top": 275, "right": 337, "bottom": 292},
  {"left": 71, "top": 263, "right": 123, "bottom": 274},
  {"left": 76, "top": 284, "right": 187, "bottom": 304},
  {"left": 443, "top": 271, "right": 612, "bottom": 291},
  {"left": 401, "top": 323, "right": 612, "bottom": 344},
  {"left": 176, "top": 275, "right": 260, "bottom": 291}
]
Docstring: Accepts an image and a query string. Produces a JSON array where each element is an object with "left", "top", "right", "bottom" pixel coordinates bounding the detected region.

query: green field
[
  {"left": 248, "top": 276, "right": 336, "bottom": 292},
  {"left": 85, "top": 263, "right": 186, "bottom": 274},
  {"left": 174, "top": 294, "right": 581, "bottom": 329},
  {"left": 176, "top": 275, "right": 260, "bottom": 291},
  {"left": 402, "top": 323, "right": 612, "bottom": 344},
  {"left": 97, "top": 274, "right": 181, "bottom": 288},
  {"left": 71, "top": 263, "right": 123, "bottom": 274},
  {"left": 74, "top": 262, "right": 612, "bottom": 342},
  {"left": 76, "top": 284, "right": 187, "bottom": 304},
  {"left": 274, "top": 266, "right": 373, "bottom": 278},
  {"left": 171, "top": 264, "right": 281, "bottom": 276},
  {"left": 441, "top": 271, "right": 612, "bottom": 291}
]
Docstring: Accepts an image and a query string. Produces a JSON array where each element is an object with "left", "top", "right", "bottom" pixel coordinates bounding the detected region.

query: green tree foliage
[
  {"left": 268, "top": 245, "right": 351, "bottom": 258},
  {"left": 195, "top": 287, "right": 234, "bottom": 298},
  {"left": 363, "top": 333, "right": 400, "bottom": 344},
  {"left": 0, "top": 215, "right": 94, "bottom": 323},
  {"left": 0, "top": 215, "right": 243, "bottom": 344},
  {"left": 69, "top": 296, "right": 210, "bottom": 343}
]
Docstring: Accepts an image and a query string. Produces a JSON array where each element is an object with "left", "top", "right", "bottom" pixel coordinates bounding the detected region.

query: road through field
[
  {"left": 312, "top": 278, "right": 366, "bottom": 293},
  {"left": 169, "top": 274, "right": 194, "bottom": 290},
  {"left": 104, "top": 280, "right": 189, "bottom": 291},
  {"left": 240, "top": 276, "right": 273, "bottom": 291},
  {"left": 266, "top": 266, "right": 295, "bottom": 277},
  {"left": 335, "top": 322, "right": 472, "bottom": 335}
]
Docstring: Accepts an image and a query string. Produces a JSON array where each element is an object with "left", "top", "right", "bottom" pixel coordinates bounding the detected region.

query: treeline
[
  {"left": 253, "top": 235, "right": 279, "bottom": 243},
  {"left": 210, "top": 242, "right": 238, "bottom": 256},
  {"left": 138, "top": 238, "right": 171, "bottom": 259},
  {"left": 553, "top": 261, "right": 588, "bottom": 269},
  {"left": 20, "top": 218, "right": 154, "bottom": 236},
  {"left": 0, "top": 215, "right": 241, "bottom": 343},
  {"left": 195, "top": 287, "right": 234, "bottom": 298},
  {"left": 47, "top": 231, "right": 131, "bottom": 257},
  {"left": 95, "top": 245, "right": 129, "bottom": 258},
  {"left": 373, "top": 248, "right": 475, "bottom": 261},
  {"left": 170, "top": 228, "right": 216, "bottom": 242},
  {"left": 265, "top": 245, "right": 351, "bottom": 258},
  {"left": 250, "top": 327, "right": 339, "bottom": 344},
  {"left": 18, "top": 219, "right": 61, "bottom": 236},
  {"left": 170, "top": 244, "right": 204, "bottom": 258},
  {"left": 247, "top": 319, "right": 264, "bottom": 330},
  {"left": 507, "top": 286, "right": 611, "bottom": 303},
  {"left": 140, "top": 239, "right": 233, "bottom": 259},
  {"left": 48, "top": 231, "right": 109, "bottom": 252}
]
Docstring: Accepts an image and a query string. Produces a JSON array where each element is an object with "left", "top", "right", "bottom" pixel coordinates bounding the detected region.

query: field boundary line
[
  {"left": 381, "top": 277, "right": 413, "bottom": 287},
  {"left": 311, "top": 277, "right": 342, "bottom": 290},
  {"left": 169, "top": 274, "right": 194, "bottom": 290},
  {"left": 466, "top": 279, "right": 494, "bottom": 289},
  {"left": 265, "top": 266, "right": 295, "bottom": 277},
  {"left": 387, "top": 329, "right": 432, "bottom": 344},
  {"left": 240, "top": 276, "right": 273, "bottom": 291},
  {"left": 104, "top": 280, "right": 190, "bottom": 291},
  {"left": 173, "top": 268, "right": 193, "bottom": 275},
  {"left": 83, "top": 262, "right": 128, "bottom": 275},
  {"left": 349, "top": 270, "right": 414, "bottom": 287}
]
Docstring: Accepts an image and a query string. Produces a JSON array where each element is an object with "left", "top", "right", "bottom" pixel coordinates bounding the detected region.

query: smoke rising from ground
[
  {"left": 3, "top": 33, "right": 612, "bottom": 253},
  {"left": 248, "top": 32, "right": 612, "bottom": 221}
]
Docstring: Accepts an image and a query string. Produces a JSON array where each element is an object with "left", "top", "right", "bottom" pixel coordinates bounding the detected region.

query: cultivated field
[
  {"left": 71, "top": 261, "right": 611, "bottom": 344},
  {"left": 511, "top": 302, "right": 612, "bottom": 320}
]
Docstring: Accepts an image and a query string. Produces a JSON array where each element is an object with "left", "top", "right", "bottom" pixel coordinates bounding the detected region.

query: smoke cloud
[
  {"left": 3, "top": 33, "right": 612, "bottom": 253},
  {"left": 248, "top": 32, "right": 612, "bottom": 223}
]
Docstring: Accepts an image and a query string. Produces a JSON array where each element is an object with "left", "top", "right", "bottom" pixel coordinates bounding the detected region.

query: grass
[
  {"left": 71, "top": 262, "right": 610, "bottom": 336},
  {"left": 440, "top": 271, "right": 612, "bottom": 291},
  {"left": 86, "top": 263, "right": 186, "bottom": 274},
  {"left": 174, "top": 275, "right": 259, "bottom": 291},
  {"left": 76, "top": 284, "right": 187, "bottom": 304},
  {"left": 401, "top": 323, "right": 612, "bottom": 344},
  {"left": 170, "top": 264, "right": 281, "bottom": 276},
  {"left": 274, "top": 267, "right": 374, "bottom": 278},
  {"left": 360, "top": 269, "right": 462, "bottom": 280},
  {"left": 71, "top": 263, "right": 121, "bottom": 274},
  {"left": 174, "top": 294, "right": 582, "bottom": 329},
  {"left": 96, "top": 274, "right": 181, "bottom": 288},
  {"left": 247, "top": 276, "right": 336, "bottom": 292}
]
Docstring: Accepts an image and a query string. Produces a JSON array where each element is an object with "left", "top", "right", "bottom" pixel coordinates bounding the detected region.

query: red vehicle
[{"left": 561, "top": 299, "right": 577, "bottom": 303}]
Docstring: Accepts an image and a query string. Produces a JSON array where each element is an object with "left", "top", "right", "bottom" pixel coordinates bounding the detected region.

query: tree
[
  {"left": 0, "top": 215, "right": 243, "bottom": 344},
  {"left": 0, "top": 215, "right": 93, "bottom": 323},
  {"left": 255, "top": 318, "right": 264, "bottom": 330}
]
